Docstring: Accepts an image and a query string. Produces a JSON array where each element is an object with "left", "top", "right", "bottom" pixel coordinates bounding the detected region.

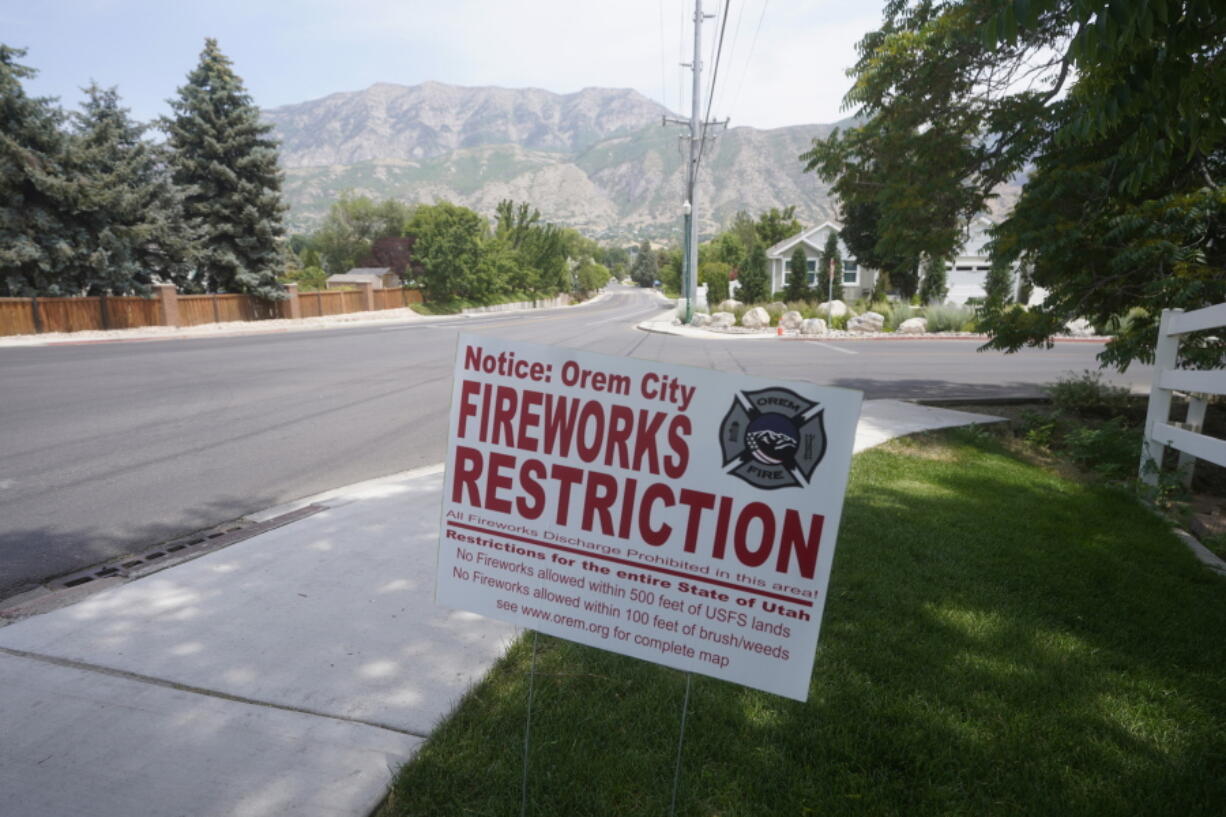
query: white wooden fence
[{"left": 1140, "top": 304, "right": 1226, "bottom": 486}]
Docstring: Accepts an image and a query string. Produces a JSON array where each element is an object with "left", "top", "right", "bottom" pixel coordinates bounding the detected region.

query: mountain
[{"left": 262, "top": 82, "right": 852, "bottom": 241}]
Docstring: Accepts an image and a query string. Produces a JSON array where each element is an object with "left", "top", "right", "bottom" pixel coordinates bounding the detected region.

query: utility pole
[{"left": 664, "top": 0, "right": 725, "bottom": 324}]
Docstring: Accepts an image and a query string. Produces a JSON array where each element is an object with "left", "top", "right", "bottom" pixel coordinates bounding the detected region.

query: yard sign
[{"left": 436, "top": 334, "right": 861, "bottom": 700}]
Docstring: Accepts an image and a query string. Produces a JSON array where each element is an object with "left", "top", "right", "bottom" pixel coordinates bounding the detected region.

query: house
[
  {"left": 326, "top": 268, "right": 399, "bottom": 290},
  {"left": 943, "top": 216, "right": 995, "bottom": 305},
  {"left": 943, "top": 216, "right": 1045, "bottom": 305},
  {"left": 764, "top": 222, "right": 877, "bottom": 302}
]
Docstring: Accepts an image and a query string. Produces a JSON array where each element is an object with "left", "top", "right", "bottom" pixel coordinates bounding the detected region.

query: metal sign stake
[
  {"left": 668, "top": 672, "right": 694, "bottom": 817},
  {"left": 520, "top": 630, "right": 540, "bottom": 817}
]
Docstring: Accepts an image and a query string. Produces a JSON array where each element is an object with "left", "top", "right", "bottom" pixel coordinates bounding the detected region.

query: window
[{"left": 843, "top": 259, "right": 859, "bottom": 285}]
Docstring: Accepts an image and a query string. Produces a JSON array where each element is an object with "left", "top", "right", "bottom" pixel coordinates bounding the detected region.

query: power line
[
  {"left": 659, "top": 0, "right": 668, "bottom": 110},
  {"left": 694, "top": 0, "right": 731, "bottom": 180},
  {"left": 728, "top": 0, "right": 769, "bottom": 121}
]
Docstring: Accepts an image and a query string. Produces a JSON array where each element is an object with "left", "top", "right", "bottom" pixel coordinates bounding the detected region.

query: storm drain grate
[{"left": 51, "top": 505, "right": 325, "bottom": 591}]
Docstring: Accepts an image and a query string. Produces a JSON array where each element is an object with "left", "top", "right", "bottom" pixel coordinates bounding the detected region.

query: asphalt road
[{"left": 0, "top": 286, "right": 1152, "bottom": 597}]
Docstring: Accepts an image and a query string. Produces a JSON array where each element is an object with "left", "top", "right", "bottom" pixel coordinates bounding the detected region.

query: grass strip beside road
[{"left": 382, "top": 429, "right": 1225, "bottom": 817}]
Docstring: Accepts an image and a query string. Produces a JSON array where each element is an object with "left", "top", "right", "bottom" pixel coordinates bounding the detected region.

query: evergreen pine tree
[
  {"left": 165, "top": 39, "right": 286, "bottom": 297},
  {"left": 0, "top": 45, "right": 88, "bottom": 296},
  {"left": 737, "top": 244, "right": 769, "bottom": 304},
  {"left": 629, "top": 240, "right": 658, "bottom": 287},
  {"left": 982, "top": 255, "right": 1014, "bottom": 308},
  {"left": 919, "top": 255, "right": 949, "bottom": 305},
  {"left": 818, "top": 231, "right": 843, "bottom": 303},
  {"left": 69, "top": 83, "right": 194, "bottom": 294},
  {"left": 784, "top": 246, "right": 812, "bottom": 302}
]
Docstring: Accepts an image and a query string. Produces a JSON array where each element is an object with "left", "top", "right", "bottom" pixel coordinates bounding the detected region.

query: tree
[
  {"left": 359, "top": 236, "right": 415, "bottom": 282},
  {"left": 738, "top": 244, "right": 770, "bottom": 304},
  {"left": 818, "top": 231, "right": 843, "bottom": 303},
  {"left": 754, "top": 206, "right": 802, "bottom": 247},
  {"left": 804, "top": 0, "right": 1225, "bottom": 368},
  {"left": 494, "top": 199, "right": 569, "bottom": 297},
  {"left": 574, "top": 259, "right": 611, "bottom": 296},
  {"left": 699, "top": 261, "right": 731, "bottom": 304},
  {"left": 918, "top": 255, "right": 949, "bottom": 305},
  {"left": 784, "top": 246, "right": 812, "bottom": 302},
  {"left": 629, "top": 240, "right": 658, "bottom": 287},
  {"left": 68, "top": 83, "right": 194, "bottom": 295},
  {"left": 404, "top": 201, "right": 490, "bottom": 303},
  {"left": 314, "top": 192, "right": 413, "bottom": 275},
  {"left": 0, "top": 46, "right": 89, "bottom": 296},
  {"left": 656, "top": 247, "right": 682, "bottom": 294},
  {"left": 165, "top": 38, "right": 287, "bottom": 298},
  {"left": 982, "top": 255, "right": 1014, "bottom": 308},
  {"left": 728, "top": 211, "right": 759, "bottom": 255}
]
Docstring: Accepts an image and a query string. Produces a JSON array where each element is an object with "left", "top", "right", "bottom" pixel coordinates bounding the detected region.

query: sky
[{"left": 4, "top": 0, "right": 882, "bottom": 129}]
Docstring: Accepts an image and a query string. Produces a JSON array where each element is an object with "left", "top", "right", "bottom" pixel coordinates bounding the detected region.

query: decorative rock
[
  {"left": 717, "top": 299, "right": 743, "bottom": 311},
  {"left": 1064, "top": 318, "right": 1095, "bottom": 337},
  {"left": 848, "top": 311, "right": 885, "bottom": 333},
  {"left": 800, "top": 318, "right": 827, "bottom": 336},
  {"left": 779, "top": 310, "right": 803, "bottom": 330},
  {"left": 767, "top": 302, "right": 786, "bottom": 313},
  {"left": 816, "top": 300, "right": 851, "bottom": 319},
  {"left": 740, "top": 306, "right": 771, "bottom": 329},
  {"left": 897, "top": 317, "right": 928, "bottom": 334},
  {"left": 709, "top": 311, "right": 736, "bottom": 328},
  {"left": 690, "top": 312, "right": 711, "bottom": 327}
]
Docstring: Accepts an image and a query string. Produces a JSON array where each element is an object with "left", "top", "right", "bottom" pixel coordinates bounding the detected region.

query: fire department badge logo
[{"left": 719, "top": 387, "right": 827, "bottom": 490}]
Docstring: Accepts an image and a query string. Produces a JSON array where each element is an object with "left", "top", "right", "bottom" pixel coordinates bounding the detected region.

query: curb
[{"left": 636, "top": 321, "right": 1111, "bottom": 344}]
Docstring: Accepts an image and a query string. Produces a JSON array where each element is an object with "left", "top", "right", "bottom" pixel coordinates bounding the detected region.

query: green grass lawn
[{"left": 382, "top": 429, "right": 1225, "bottom": 817}]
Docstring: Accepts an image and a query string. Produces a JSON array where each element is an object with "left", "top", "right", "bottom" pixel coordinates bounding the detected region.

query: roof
[
  {"left": 326, "top": 271, "right": 391, "bottom": 286},
  {"left": 765, "top": 221, "right": 842, "bottom": 258}
]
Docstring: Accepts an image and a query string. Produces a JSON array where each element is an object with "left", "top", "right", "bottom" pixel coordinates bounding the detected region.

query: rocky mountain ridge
[{"left": 261, "top": 82, "right": 852, "bottom": 240}]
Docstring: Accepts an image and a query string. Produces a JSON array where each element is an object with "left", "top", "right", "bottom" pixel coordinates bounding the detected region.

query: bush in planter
[
  {"left": 1046, "top": 370, "right": 1132, "bottom": 418},
  {"left": 923, "top": 303, "right": 977, "bottom": 332}
]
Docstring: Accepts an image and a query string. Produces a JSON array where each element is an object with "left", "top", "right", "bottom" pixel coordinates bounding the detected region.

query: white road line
[{"left": 810, "top": 341, "right": 858, "bottom": 355}]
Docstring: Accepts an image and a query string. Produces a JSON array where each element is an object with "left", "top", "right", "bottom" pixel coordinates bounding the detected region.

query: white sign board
[{"left": 436, "top": 334, "right": 861, "bottom": 700}]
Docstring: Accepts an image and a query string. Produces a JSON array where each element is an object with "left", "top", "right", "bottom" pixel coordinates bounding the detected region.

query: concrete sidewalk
[{"left": 0, "top": 401, "right": 1002, "bottom": 817}]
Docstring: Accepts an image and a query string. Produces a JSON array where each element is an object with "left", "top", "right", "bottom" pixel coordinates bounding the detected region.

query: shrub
[
  {"left": 880, "top": 301, "right": 915, "bottom": 331},
  {"left": 1064, "top": 418, "right": 1143, "bottom": 480},
  {"left": 923, "top": 303, "right": 977, "bottom": 332},
  {"left": 1018, "top": 409, "right": 1059, "bottom": 449},
  {"left": 1046, "top": 370, "right": 1132, "bottom": 418}
]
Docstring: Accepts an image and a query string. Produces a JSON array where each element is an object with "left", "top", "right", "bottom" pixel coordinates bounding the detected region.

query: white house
[
  {"left": 944, "top": 216, "right": 1046, "bottom": 305},
  {"left": 759, "top": 217, "right": 1042, "bottom": 306},
  {"left": 763, "top": 222, "right": 878, "bottom": 301}
]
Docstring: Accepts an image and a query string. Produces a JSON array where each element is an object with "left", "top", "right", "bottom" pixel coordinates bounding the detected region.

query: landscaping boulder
[
  {"left": 800, "top": 318, "right": 827, "bottom": 336},
  {"left": 709, "top": 311, "right": 736, "bottom": 328},
  {"left": 848, "top": 311, "right": 885, "bottom": 333},
  {"left": 816, "top": 300, "right": 851, "bottom": 319},
  {"left": 717, "top": 299, "right": 743, "bottom": 311},
  {"left": 897, "top": 316, "right": 928, "bottom": 334},
  {"left": 690, "top": 312, "right": 711, "bottom": 327},
  {"left": 768, "top": 301, "right": 786, "bottom": 313},
  {"left": 779, "top": 310, "right": 804, "bottom": 330},
  {"left": 740, "top": 306, "right": 771, "bottom": 329},
  {"left": 1064, "top": 318, "right": 1095, "bottom": 337}
]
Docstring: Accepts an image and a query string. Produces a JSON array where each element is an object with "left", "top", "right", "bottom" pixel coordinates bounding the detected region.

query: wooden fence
[
  {"left": 0, "top": 285, "right": 425, "bottom": 337},
  {"left": 298, "top": 289, "right": 364, "bottom": 318},
  {"left": 373, "top": 287, "right": 423, "bottom": 310},
  {"left": 1140, "top": 304, "right": 1226, "bottom": 487},
  {"left": 178, "top": 293, "right": 278, "bottom": 326},
  {"left": 0, "top": 295, "right": 163, "bottom": 335}
]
